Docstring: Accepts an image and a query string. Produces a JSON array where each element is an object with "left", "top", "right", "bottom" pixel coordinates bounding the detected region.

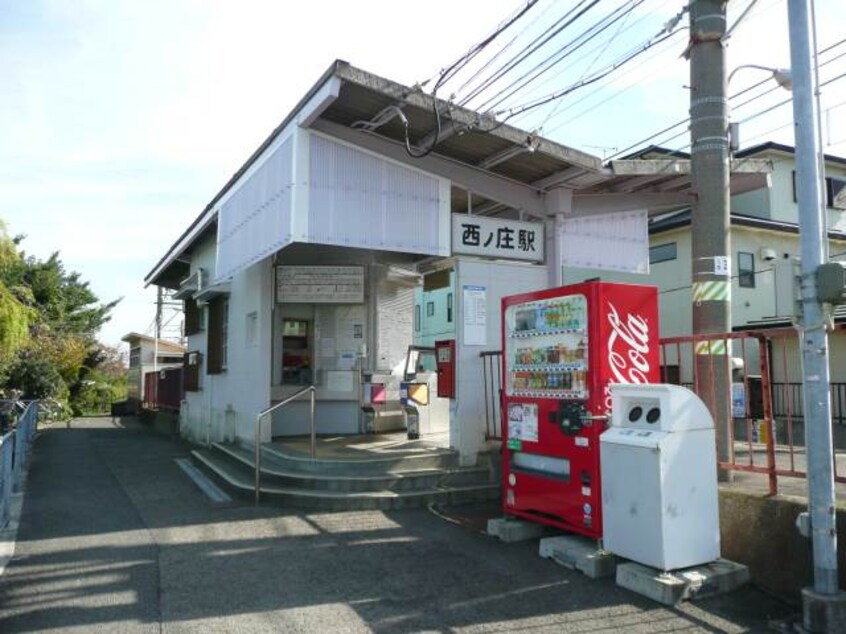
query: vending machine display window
[
  {"left": 281, "top": 319, "right": 311, "bottom": 385},
  {"left": 504, "top": 294, "right": 589, "bottom": 400}
]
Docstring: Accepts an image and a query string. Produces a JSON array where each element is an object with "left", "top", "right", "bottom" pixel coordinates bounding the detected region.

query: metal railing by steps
[{"left": 255, "top": 385, "right": 316, "bottom": 505}]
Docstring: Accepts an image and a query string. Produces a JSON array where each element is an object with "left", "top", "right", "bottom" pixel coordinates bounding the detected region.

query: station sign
[{"left": 451, "top": 215, "right": 544, "bottom": 263}]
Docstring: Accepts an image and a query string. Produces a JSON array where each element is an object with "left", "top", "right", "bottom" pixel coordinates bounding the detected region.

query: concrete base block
[
  {"left": 539, "top": 535, "right": 616, "bottom": 579},
  {"left": 802, "top": 587, "right": 846, "bottom": 633},
  {"left": 486, "top": 516, "right": 547, "bottom": 542},
  {"left": 616, "top": 559, "right": 750, "bottom": 606}
]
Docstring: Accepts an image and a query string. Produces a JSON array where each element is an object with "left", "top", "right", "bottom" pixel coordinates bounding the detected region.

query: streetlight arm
[{"left": 727, "top": 64, "right": 792, "bottom": 90}]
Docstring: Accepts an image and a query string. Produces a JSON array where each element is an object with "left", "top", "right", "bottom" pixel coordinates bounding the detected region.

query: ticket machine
[{"left": 401, "top": 345, "right": 450, "bottom": 440}]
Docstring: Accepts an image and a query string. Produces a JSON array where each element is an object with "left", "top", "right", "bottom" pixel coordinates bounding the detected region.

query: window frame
[
  {"left": 738, "top": 251, "right": 756, "bottom": 288},
  {"left": 649, "top": 242, "right": 677, "bottom": 264}
]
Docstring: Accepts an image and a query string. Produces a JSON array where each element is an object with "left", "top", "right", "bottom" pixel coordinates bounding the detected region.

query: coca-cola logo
[{"left": 604, "top": 301, "right": 651, "bottom": 410}]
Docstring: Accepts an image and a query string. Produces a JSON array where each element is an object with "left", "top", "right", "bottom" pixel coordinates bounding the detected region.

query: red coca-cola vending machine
[{"left": 501, "top": 281, "right": 659, "bottom": 539}]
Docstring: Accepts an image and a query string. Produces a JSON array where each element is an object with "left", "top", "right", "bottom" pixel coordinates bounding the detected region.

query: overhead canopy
[{"left": 146, "top": 60, "right": 771, "bottom": 288}]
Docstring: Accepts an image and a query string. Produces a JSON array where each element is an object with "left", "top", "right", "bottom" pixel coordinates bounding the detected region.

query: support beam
[{"left": 571, "top": 192, "right": 692, "bottom": 215}]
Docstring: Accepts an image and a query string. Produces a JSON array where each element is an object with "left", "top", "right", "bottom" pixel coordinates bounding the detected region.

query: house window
[
  {"left": 184, "top": 298, "right": 201, "bottom": 336},
  {"left": 738, "top": 252, "right": 755, "bottom": 288},
  {"left": 207, "top": 296, "right": 229, "bottom": 374},
  {"left": 129, "top": 348, "right": 141, "bottom": 368},
  {"left": 827, "top": 177, "right": 846, "bottom": 209},
  {"left": 649, "top": 242, "right": 677, "bottom": 264},
  {"left": 426, "top": 301, "right": 435, "bottom": 317},
  {"left": 447, "top": 293, "right": 453, "bottom": 323},
  {"left": 414, "top": 304, "right": 421, "bottom": 332},
  {"left": 183, "top": 351, "right": 201, "bottom": 392},
  {"left": 793, "top": 171, "right": 846, "bottom": 209}
]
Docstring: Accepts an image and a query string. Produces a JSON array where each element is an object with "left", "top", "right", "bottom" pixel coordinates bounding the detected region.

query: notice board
[{"left": 276, "top": 266, "right": 364, "bottom": 304}]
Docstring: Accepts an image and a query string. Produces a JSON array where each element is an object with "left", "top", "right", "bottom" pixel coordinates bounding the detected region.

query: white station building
[{"left": 145, "top": 60, "right": 770, "bottom": 464}]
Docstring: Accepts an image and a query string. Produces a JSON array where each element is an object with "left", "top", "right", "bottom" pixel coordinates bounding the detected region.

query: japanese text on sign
[
  {"left": 451, "top": 216, "right": 544, "bottom": 262},
  {"left": 276, "top": 266, "right": 364, "bottom": 303}
]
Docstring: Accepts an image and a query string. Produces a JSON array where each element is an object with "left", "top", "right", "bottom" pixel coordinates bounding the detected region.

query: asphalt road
[{"left": 0, "top": 417, "right": 796, "bottom": 633}]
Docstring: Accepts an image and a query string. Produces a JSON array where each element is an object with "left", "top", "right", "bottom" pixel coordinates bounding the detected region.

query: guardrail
[
  {"left": 254, "top": 386, "right": 316, "bottom": 506},
  {"left": 0, "top": 400, "right": 38, "bottom": 529}
]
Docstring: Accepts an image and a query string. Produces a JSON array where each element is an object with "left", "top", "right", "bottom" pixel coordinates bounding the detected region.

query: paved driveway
[{"left": 0, "top": 417, "right": 794, "bottom": 633}]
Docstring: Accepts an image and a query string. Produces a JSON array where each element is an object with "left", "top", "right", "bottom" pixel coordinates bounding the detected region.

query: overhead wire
[
  {"left": 456, "top": 0, "right": 602, "bottom": 109},
  {"left": 605, "top": 32, "right": 846, "bottom": 160},
  {"left": 430, "top": 0, "right": 542, "bottom": 93},
  {"left": 528, "top": 0, "right": 684, "bottom": 135},
  {"left": 403, "top": 0, "right": 543, "bottom": 158},
  {"left": 473, "top": 0, "right": 648, "bottom": 115},
  {"left": 491, "top": 25, "right": 683, "bottom": 123},
  {"left": 536, "top": 25, "right": 686, "bottom": 135},
  {"left": 449, "top": 0, "right": 561, "bottom": 99}
]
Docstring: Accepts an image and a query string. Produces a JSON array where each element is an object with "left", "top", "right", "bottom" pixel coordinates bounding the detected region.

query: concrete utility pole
[
  {"left": 154, "top": 286, "right": 163, "bottom": 407},
  {"left": 689, "top": 0, "right": 732, "bottom": 472},
  {"left": 787, "top": 2, "right": 846, "bottom": 631}
]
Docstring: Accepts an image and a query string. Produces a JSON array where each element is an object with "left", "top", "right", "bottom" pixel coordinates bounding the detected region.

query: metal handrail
[{"left": 254, "top": 385, "right": 316, "bottom": 505}]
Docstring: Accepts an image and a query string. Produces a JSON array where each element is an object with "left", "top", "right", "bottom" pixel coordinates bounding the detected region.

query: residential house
[{"left": 122, "top": 332, "right": 186, "bottom": 412}]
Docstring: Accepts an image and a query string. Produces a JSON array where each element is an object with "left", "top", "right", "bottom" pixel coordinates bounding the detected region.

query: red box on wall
[
  {"left": 435, "top": 339, "right": 456, "bottom": 399},
  {"left": 501, "top": 281, "right": 660, "bottom": 539}
]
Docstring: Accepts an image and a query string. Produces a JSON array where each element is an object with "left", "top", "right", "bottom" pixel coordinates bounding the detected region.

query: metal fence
[
  {"left": 659, "top": 327, "right": 846, "bottom": 495},
  {"left": 0, "top": 400, "right": 38, "bottom": 529},
  {"left": 480, "top": 351, "right": 503, "bottom": 440}
]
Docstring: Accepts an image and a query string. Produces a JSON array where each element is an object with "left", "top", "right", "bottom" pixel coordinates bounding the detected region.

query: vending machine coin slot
[{"left": 548, "top": 401, "right": 586, "bottom": 435}]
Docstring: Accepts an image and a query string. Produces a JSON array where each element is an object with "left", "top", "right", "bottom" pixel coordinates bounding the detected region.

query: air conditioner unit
[
  {"left": 774, "top": 257, "right": 801, "bottom": 318},
  {"left": 173, "top": 268, "right": 206, "bottom": 300}
]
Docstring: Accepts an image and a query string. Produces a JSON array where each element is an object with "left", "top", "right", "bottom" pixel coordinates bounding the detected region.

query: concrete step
[
  {"left": 191, "top": 449, "right": 500, "bottom": 511},
  {"left": 259, "top": 441, "right": 459, "bottom": 475},
  {"left": 212, "top": 443, "right": 492, "bottom": 493}
]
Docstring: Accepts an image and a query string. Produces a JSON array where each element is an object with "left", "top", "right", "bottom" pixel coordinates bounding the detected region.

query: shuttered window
[
  {"left": 184, "top": 298, "right": 201, "bottom": 336},
  {"left": 207, "top": 296, "right": 229, "bottom": 374}
]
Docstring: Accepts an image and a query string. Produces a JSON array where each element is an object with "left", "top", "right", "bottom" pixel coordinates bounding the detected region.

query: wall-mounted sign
[
  {"left": 276, "top": 266, "right": 364, "bottom": 304},
  {"left": 452, "top": 215, "right": 544, "bottom": 262},
  {"left": 561, "top": 209, "right": 648, "bottom": 274}
]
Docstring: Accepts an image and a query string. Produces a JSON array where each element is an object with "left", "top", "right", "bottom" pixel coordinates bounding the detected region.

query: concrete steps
[{"left": 190, "top": 442, "right": 499, "bottom": 511}]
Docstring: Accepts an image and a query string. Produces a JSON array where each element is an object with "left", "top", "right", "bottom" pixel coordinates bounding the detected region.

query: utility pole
[
  {"left": 154, "top": 286, "right": 163, "bottom": 408},
  {"left": 787, "top": 2, "right": 846, "bottom": 631},
  {"left": 689, "top": 0, "right": 732, "bottom": 473}
]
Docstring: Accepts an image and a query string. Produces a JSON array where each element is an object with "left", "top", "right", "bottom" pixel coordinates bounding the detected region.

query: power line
[
  {"left": 476, "top": 0, "right": 649, "bottom": 115},
  {"left": 431, "top": 0, "right": 542, "bottom": 93},
  {"left": 457, "top": 0, "right": 602, "bottom": 108},
  {"left": 492, "top": 25, "right": 683, "bottom": 122}
]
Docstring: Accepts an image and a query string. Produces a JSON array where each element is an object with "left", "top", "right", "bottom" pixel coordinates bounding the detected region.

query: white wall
[{"left": 453, "top": 258, "right": 548, "bottom": 464}]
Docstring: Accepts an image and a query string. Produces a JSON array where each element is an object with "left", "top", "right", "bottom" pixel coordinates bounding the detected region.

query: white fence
[{"left": 0, "top": 401, "right": 38, "bottom": 528}]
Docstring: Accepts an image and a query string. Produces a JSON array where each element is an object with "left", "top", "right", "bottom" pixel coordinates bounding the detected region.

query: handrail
[{"left": 255, "top": 385, "right": 316, "bottom": 505}]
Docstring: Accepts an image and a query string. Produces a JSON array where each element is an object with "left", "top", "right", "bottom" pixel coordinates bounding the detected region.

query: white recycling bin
[{"left": 600, "top": 383, "right": 720, "bottom": 571}]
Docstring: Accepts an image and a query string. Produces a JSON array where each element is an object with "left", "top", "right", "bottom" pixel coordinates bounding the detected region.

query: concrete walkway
[{"left": 0, "top": 417, "right": 795, "bottom": 633}]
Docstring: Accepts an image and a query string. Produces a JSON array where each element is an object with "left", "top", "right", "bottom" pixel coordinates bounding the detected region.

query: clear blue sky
[{"left": 1, "top": 0, "right": 844, "bottom": 350}]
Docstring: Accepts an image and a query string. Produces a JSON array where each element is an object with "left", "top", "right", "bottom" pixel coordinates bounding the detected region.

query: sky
[{"left": 1, "top": 0, "right": 845, "bottom": 350}]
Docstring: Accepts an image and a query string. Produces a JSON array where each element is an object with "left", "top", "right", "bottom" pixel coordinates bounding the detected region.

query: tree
[
  {"left": 0, "top": 219, "right": 121, "bottom": 413},
  {"left": 0, "top": 221, "right": 30, "bottom": 364}
]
